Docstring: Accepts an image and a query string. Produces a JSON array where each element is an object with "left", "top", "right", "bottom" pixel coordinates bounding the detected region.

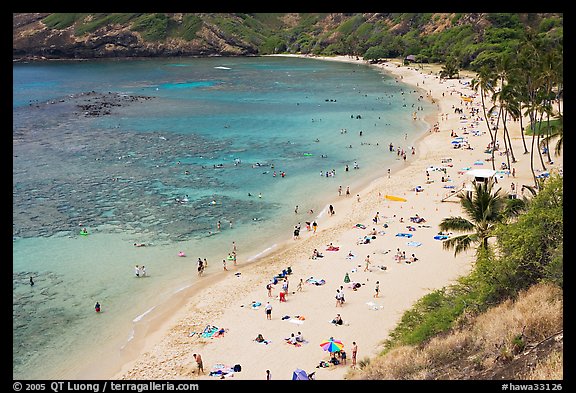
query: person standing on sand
[
  {"left": 193, "top": 353, "right": 204, "bottom": 374},
  {"left": 265, "top": 301, "right": 272, "bottom": 320},
  {"left": 335, "top": 289, "right": 344, "bottom": 307},
  {"left": 352, "top": 342, "right": 358, "bottom": 366},
  {"left": 364, "top": 255, "right": 371, "bottom": 272},
  {"left": 312, "top": 220, "right": 318, "bottom": 233},
  {"left": 266, "top": 281, "right": 273, "bottom": 297},
  {"left": 222, "top": 259, "right": 228, "bottom": 271},
  {"left": 374, "top": 281, "right": 380, "bottom": 298},
  {"left": 297, "top": 278, "right": 304, "bottom": 292},
  {"left": 266, "top": 369, "right": 272, "bottom": 380}
]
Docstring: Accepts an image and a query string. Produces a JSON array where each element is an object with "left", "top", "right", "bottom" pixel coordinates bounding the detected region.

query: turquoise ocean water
[{"left": 13, "top": 56, "right": 435, "bottom": 379}]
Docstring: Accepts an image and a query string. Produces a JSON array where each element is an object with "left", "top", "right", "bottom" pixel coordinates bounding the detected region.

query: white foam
[
  {"left": 132, "top": 306, "right": 156, "bottom": 323},
  {"left": 247, "top": 244, "right": 277, "bottom": 262}
]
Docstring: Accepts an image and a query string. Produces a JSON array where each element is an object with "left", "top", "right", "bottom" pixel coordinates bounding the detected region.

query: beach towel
[
  {"left": 407, "top": 241, "right": 422, "bottom": 247},
  {"left": 434, "top": 235, "right": 449, "bottom": 240},
  {"left": 209, "top": 364, "right": 236, "bottom": 377},
  {"left": 201, "top": 326, "right": 219, "bottom": 338},
  {"left": 395, "top": 233, "right": 413, "bottom": 238},
  {"left": 366, "top": 301, "right": 384, "bottom": 310},
  {"left": 306, "top": 277, "right": 326, "bottom": 285},
  {"left": 287, "top": 318, "right": 305, "bottom": 325}
]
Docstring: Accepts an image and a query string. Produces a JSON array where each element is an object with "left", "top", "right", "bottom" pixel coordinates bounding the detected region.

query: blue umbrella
[{"left": 292, "top": 368, "right": 309, "bottom": 380}]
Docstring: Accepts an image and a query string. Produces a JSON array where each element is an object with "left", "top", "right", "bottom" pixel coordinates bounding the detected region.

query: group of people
[
  {"left": 285, "top": 331, "right": 305, "bottom": 345},
  {"left": 134, "top": 264, "right": 147, "bottom": 277},
  {"left": 394, "top": 248, "right": 419, "bottom": 264},
  {"left": 335, "top": 289, "right": 345, "bottom": 307},
  {"left": 197, "top": 258, "right": 207, "bottom": 276}
]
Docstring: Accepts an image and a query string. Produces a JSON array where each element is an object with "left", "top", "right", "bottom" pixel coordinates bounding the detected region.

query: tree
[
  {"left": 491, "top": 175, "right": 563, "bottom": 294},
  {"left": 439, "top": 180, "right": 508, "bottom": 256},
  {"left": 439, "top": 56, "right": 460, "bottom": 79},
  {"left": 363, "top": 46, "right": 388, "bottom": 62},
  {"left": 471, "top": 65, "right": 496, "bottom": 143}
]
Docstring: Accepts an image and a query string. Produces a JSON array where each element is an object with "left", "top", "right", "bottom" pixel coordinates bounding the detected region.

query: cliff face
[
  {"left": 12, "top": 13, "right": 260, "bottom": 60},
  {"left": 13, "top": 13, "right": 562, "bottom": 62}
]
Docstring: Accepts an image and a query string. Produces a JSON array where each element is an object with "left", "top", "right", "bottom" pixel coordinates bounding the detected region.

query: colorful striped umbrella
[{"left": 319, "top": 338, "right": 344, "bottom": 353}]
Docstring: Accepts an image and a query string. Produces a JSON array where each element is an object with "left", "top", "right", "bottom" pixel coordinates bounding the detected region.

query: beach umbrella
[
  {"left": 320, "top": 337, "right": 344, "bottom": 353},
  {"left": 292, "top": 368, "right": 309, "bottom": 380}
]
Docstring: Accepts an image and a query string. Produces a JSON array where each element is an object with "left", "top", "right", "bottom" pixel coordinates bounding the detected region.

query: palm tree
[
  {"left": 439, "top": 180, "right": 508, "bottom": 256},
  {"left": 545, "top": 113, "right": 563, "bottom": 157},
  {"left": 471, "top": 65, "right": 496, "bottom": 143}
]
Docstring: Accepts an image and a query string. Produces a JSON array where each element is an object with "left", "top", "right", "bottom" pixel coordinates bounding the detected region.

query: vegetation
[
  {"left": 438, "top": 180, "right": 515, "bottom": 256},
  {"left": 349, "top": 175, "right": 562, "bottom": 379},
  {"left": 27, "top": 13, "right": 562, "bottom": 71},
  {"left": 15, "top": 12, "right": 563, "bottom": 379},
  {"left": 467, "top": 26, "right": 563, "bottom": 187},
  {"left": 131, "top": 14, "right": 169, "bottom": 41},
  {"left": 350, "top": 282, "right": 563, "bottom": 380}
]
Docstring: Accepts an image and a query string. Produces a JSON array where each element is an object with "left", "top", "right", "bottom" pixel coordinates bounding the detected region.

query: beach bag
[{"left": 233, "top": 364, "right": 242, "bottom": 372}]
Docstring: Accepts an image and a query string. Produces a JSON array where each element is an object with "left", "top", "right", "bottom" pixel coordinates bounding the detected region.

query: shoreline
[{"left": 92, "top": 55, "right": 557, "bottom": 380}]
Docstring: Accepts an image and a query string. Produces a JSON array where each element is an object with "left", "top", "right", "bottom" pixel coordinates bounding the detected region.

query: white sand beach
[{"left": 104, "top": 55, "right": 562, "bottom": 381}]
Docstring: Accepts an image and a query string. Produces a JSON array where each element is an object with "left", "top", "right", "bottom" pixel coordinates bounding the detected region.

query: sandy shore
[{"left": 108, "top": 55, "right": 562, "bottom": 381}]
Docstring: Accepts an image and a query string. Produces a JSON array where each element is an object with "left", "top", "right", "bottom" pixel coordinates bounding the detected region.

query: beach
[{"left": 105, "top": 55, "right": 562, "bottom": 381}]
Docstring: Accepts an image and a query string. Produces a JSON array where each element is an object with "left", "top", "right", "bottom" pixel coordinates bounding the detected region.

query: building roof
[{"left": 465, "top": 169, "right": 497, "bottom": 179}]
